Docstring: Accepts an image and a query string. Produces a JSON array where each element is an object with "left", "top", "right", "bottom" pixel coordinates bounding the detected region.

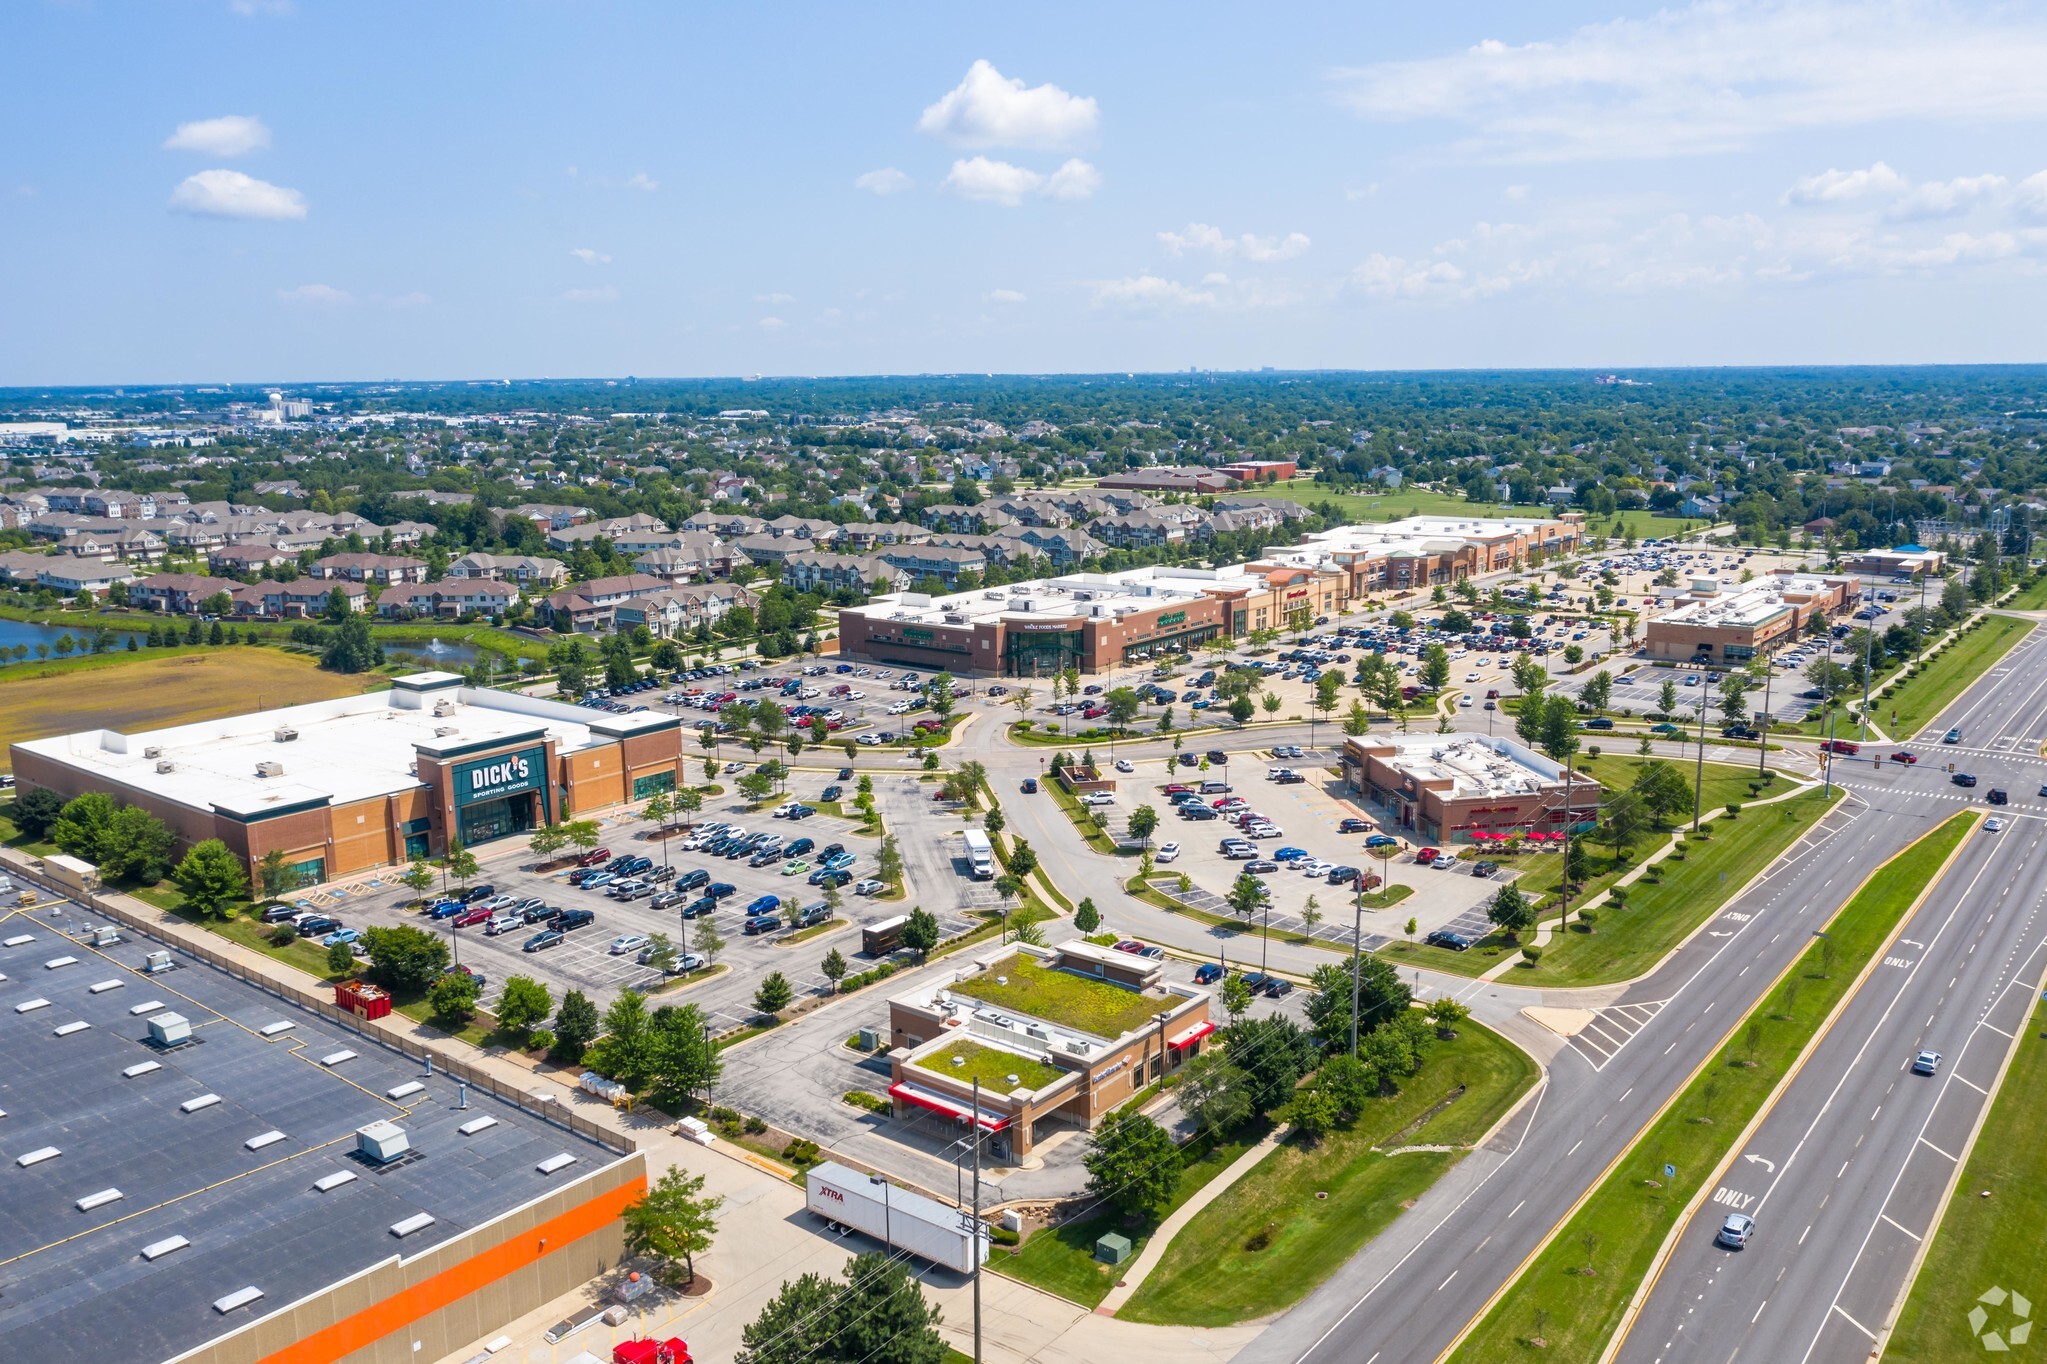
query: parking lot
[
  {"left": 1071, "top": 751, "right": 1504, "bottom": 952},
  {"left": 301, "top": 779, "right": 938, "bottom": 1034}
]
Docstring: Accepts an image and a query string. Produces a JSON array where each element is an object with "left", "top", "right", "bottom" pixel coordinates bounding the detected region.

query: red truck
[{"left": 613, "top": 1340, "right": 691, "bottom": 1364}]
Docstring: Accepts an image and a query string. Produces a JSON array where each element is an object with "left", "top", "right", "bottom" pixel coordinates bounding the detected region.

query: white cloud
[
  {"left": 986, "top": 288, "right": 1027, "bottom": 304},
  {"left": 757, "top": 316, "right": 787, "bottom": 331},
  {"left": 755, "top": 292, "right": 795, "bottom": 304},
  {"left": 1157, "top": 222, "right": 1309, "bottom": 261},
  {"left": 941, "top": 157, "right": 1044, "bottom": 206},
  {"left": 854, "top": 167, "right": 914, "bottom": 195},
  {"left": 168, "top": 169, "right": 306, "bottom": 220},
  {"left": 1887, "top": 174, "right": 2007, "bottom": 220},
  {"left": 569, "top": 247, "right": 612, "bottom": 265},
  {"left": 163, "top": 115, "right": 271, "bottom": 157},
  {"left": 918, "top": 59, "right": 1099, "bottom": 150},
  {"left": 1351, "top": 254, "right": 1469, "bottom": 299},
  {"left": 1042, "top": 158, "right": 1101, "bottom": 202},
  {"left": 1331, "top": 1, "right": 2047, "bottom": 161},
  {"left": 2018, "top": 171, "right": 2047, "bottom": 221},
  {"left": 1783, "top": 162, "right": 1907, "bottom": 205},
  {"left": 1090, "top": 275, "right": 1218, "bottom": 308},
  {"left": 276, "top": 283, "right": 351, "bottom": 305},
  {"left": 562, "top": 286, "right": 618, "bottom": 303},
  {"left": 383, "top": 291, "right": 431, "bottom": 309},
  {"left": 1201, "top": 272, "right": 1232, "bottom": 285},
  {"left": 1505, "top": 184, "right": 1531, "bottom": 201},
  {"left": 625, "top": 171, "right": 658, "bottom": 191}
]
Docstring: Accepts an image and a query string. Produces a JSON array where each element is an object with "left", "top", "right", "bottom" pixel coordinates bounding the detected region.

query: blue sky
[{"left": 5, "top": 0, "right": 2047, "bottom": 383}]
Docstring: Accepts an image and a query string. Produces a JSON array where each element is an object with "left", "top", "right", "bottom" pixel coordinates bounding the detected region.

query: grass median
[
  {"left": 1119, "top": 1019, "right": 1538, "bottom": 1326},
  {"left": 1446, "top": 808, "right": 1975, "bottom": 1364},
  {"left": 1875, "top": 613, "right": 2031, "bottom": 739},
  {"left": 1882, "top": 994, "right": 2047, "bottom": 1360}
]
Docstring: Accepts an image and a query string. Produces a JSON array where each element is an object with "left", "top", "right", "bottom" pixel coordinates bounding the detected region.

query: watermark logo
[{"left": 1969, "top": 1286, "right": 2031, "bottom": 1351}]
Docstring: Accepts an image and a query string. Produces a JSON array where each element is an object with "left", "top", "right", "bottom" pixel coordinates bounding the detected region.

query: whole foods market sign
[
  {"left": 455, "top": 747, "right": 547, "bottom": 807},
  {"left": 1155, "top": 611, "right": 1188, "bottom": 628}
]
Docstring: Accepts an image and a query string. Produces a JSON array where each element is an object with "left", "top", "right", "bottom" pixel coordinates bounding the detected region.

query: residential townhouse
[
  {"left": 920, "top": 504, "right": 1004, "bottom": 534},
  {"left": 544, "top": 513, "right": 672, "bottom": 552},
  {"left": 923, "top": 531, "right": 1049, "bottom": 568},
  {"left": 207, "top": 544, "right": 297, "bottom": 577},
  {"left": 837, "top": 521, "right": 932, "bottom": 549},
  {"left": 632, "top": 533, "right": 735, "bottom": 582},
  {"left": 376, "top": 579, "right": 518, "bottom": 620},
  {"left": 679, "top": 511, "right": 765, "bottom": 538},
  {"left": 762, "top": 514, "right": 841, "bottom": 544},
  {"left": 131, "top": 573, "right": 243, "bottom": 614},
  {"left": 507, "top": 502, "right": 591, "bottom": 530},
  {"left": 1096, "top": 467, "right": 1238, "bottom": 495},
  {"left": 52, "top": 527, "right": 166, "bottom": 564},
  {"left": 541, "top": 572, "right": 672, "bottom": 632},
  {"left": 36, "top": 559, "right": 139, "bottom": 595},
  {"left": 445, "top": 552, "right": 569, "bottom": 588},
  {"left": 227, "top": 579, "right": 367, "bottom": 620},
  {"left": 1092, "top": 507, "right": 1196, "bottom": 549},
  {"left": 612, "top": 582, "right": 760, "bottom": 638},
  {"left": 779, "top": 551, "right": 911, "bottom": 596},
  {"left": 877, "top": 543, "right": 990, "bottom": 588},
  {"left": 309, "top": 552, "right": 431, "bottom": 585}
]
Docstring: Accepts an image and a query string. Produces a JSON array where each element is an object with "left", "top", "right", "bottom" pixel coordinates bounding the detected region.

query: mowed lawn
[
  {"left": 1882, "top": 613, "right": 2033, "bottom": 740},
  {"left": 0, "top": 649, "right": 378, "bottom": 768},
  {"left": 1883, "top": 996, "right": 2047, "bottom": 1361},
  {"left": 1118, "top": 1020, "right": 1538, "bottom": 1326},
  {"left": 1240, "top": 482, "right": 1694, "bottom": 541}
]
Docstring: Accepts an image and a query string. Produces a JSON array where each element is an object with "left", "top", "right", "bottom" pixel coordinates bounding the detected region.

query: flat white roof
[
  {"left": 847, "top": 571, "right": 1211, "bottom": 629},
  {"left": 1355, "top": 734, "right": 1571, "bottom": 798},
  {"left": 1656, "top": 574, "right": 1844, "bottom": 630},
  {"left": 16, "top": 673, "right": 672, "bottom": 817}
]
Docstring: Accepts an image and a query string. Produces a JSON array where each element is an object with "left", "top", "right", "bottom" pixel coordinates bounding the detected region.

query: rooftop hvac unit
[
  {"left": 273, "top": 727, "right": 298, "bottom": 743},
  {"left": 143, "top": 950, "right": 174, "bottom": 974},
  {"left": 143, "top": 746, "right": 163, "bottom": 759},
  {"left": 355, "top": 1119, "right": 411, "bottom": 1164},
  {"left": 254, "top": 761, "right": 284, "bottom": 778},
  {"left": 433, "top": 699, "right": 454, "bottom": 716},
  {"left": 147, "top": 1012, "right": 191, "bottom": 1045},
  {"left": 156, "top": 760, "right": 176, "bottom": 774},
  {"left": 434, "top": 726, "right": 457, "bottom": 737}
]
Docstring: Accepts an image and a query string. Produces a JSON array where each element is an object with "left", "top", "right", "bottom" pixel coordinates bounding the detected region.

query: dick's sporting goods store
[{"left": 11, "top": 671, "right": 684, "bottom": 886}]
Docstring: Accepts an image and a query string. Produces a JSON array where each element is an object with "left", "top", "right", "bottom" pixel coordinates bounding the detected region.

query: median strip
[{"left": 1443, "top": 808, "right": 1977, "bottom": 1364}]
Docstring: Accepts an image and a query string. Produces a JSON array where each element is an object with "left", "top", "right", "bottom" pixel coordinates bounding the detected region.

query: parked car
[
  {"left": 296, "top": 915, "right": 341, "bottom": 935},
  {"left": 1339, "top": 818, "right": 1372, "bottom": 833},
  {"left": 550, "top": 907, "right": 595, "bottom": 932},
  {"left": 609, "top": 933, "right": 651, "bottom": 956},
  {"left": 259, "top": 903, "right": 301, "bottom": 924},
  {"left": 1425, "top": 930, "right": 1473, "bottom": 951},
  {"left": 1193, "top": 963, "right": 1227, "bottom": 984},
  {"left": 321, "top": 927, "right": 361, "bottom": 948},
  {"left": 743, "top": 914, "right": 783, "bottom": 935},
  {"left": 1154, "top": 842, "right": 1181, "bottom": 863},
  {"left": 576, "top": 847, "right": 612, "bottom": 866},
  {"left": 453, "top": 905, "right": 494, "bottom": 928}
]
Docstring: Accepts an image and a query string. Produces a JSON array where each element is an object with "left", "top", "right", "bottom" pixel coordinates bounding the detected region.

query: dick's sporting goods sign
[{"left": 455, "top": 747, "right": 547, "bottom": 806}]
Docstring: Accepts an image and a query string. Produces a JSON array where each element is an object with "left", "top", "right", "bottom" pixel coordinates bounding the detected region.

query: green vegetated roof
[
  {"left": 949, "top": 956, "right": 1164, "bottom": 1040},
  {"left": 911, "top": 1040, "right": 1064, "bottom": 1093}
]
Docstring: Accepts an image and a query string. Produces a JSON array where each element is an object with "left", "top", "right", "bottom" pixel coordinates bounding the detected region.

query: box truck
[
  {"left": 805, "top": 1161, "right": 989, "bottom": 1275},
  {"left": 962, "top": 829, "right": 995, "bottom": 881},
  {"left": 862, "top": 915, "right": 909, "bottom": 956}
]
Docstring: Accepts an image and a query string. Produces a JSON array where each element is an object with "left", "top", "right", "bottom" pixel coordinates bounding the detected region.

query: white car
[
  {"left": 846, "top": 690, "right": 865, "bottom": 700},
  {"left": 1465, "top": 672, "right": 1480, "bottom": 683},
  {"left": 1114, "top": 758, "right": 1135, "bottom": 773},
  {"left": 857, "top": 733, "right": 884, "bottom": 745},
  {"left": 1246, "top": 823, "right": 1282, "bottom": 839},
  {"left": 1985, "top": 817, "right": 2005, "bottom": 832},
  {"left": 608, "top": 933, "right": 650, "bottom": 956},
  {"left": 1082, "top": 791, "right": 1116, "bottom": 807},
  {"left": 1155, "top": 842, "right": 1181, "bottom": 863},
  {"left": 853, "top": 878, "right": 886, "bottom": 896},
  {"left": 1301, "top": 859, "right": 1333, "bottom": 877},
  {"left": 887, "top": 701, "right": 912, "bottom": 715},
  {"left": 1460, "top": 695, "right": 1474, "bottom": 708},
  {"left": 484, "top": 913, "right": 524, "bottom": 936}
]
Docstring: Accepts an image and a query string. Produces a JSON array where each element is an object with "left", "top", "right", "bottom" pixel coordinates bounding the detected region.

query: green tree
[
  {"left": 442, "top": 839, "right": 479, "bottom": 895},
  {"left": 1083, "top": 1110, "right": 1180, "bottom": 1219},
  {"left": 1582, "top": 669, "right": 1614, "bottom": 714},
  {"left": 1127, "top": 804, "right": 1159, "bottom": 848},
  {"left": 588, "top": 990, "right": 654, "bottom": 1087},
  {"left": 1304, "top": 956, "right": 1413, "bottom": 1051},
  {"left": 427, "top": 969, "right": 481, "bottom": 1023},
  {"left": 1220, "top": 1014, "right": 1319, "bottom": 1112},
  {"left": 262, "top": 848, "right": 302, "bottom": 901},
  {"left": 647, "top": 1002, "right": 721, "bottom": 1102},
  {"left": 1487, "top": 883, "right": 1536, "bottom": 940},
  {"left": 495, "top": 975, "right": 554, "bottom": 1038},
  {"left": 928, "top": 671, "right": 956, "bottom": 719},
  {"left": 170, "top": 839, "right": 248, "bottom": 919},
  {"left": 822, "top": 947, "right": 848, "bottom": 993},
  {"left": 51, "top": 792, "right": 119, "bottom": 863},
  {"left": 1600, "top": 788, "right": 1652, "bottom": 862},
  {"left": 1633, "top": 760, "right": 1695, "bottom": 825},
  {"left": 1658, "top": 678, "right": 1679, "bottom": 716},
  {"left": 1179, "top": 1049, "right": 1254, "bottom": 1137},
  {"left": 361, "top": 924, "right": 452, "bottom": 993},
  {"left": 326, "top": 940, "right": 358, "bottom": 975},
  {"left": 737, "top": 770, "right": 776, "bottom": 806},
  {"left": 1229, "top": 693, "right": 1257, "bottom": 724},
  {"left": 320, "top": 616, "right": 381, "bottom": 673},
  {"left": 527, "top": 822, "right": 568, "bottom": 862},
  {"left": 622, "top": 1168, "right": 723, "bottom": 1286},
  {"left": 97, "top": 805, "right": 177, "bottom": 883},
  {"left": 693, "top": 916, "right": 726, "bottom": 966},
  {"left": 754, "top": 970, "right": 794, "bottom": 1016},
  {"left": 1006, "top": 838, "right": 1038, "bottom": 879},
  {"left": 900, "top": 907, "right": 940, "bottom": 960},
  {"left": 1220, "top": 973, "right": 1253, "bottom": 1022},
  {"left": 1226, "top": 870, "right": 1266, "bottom": 921},
  {"left": 1074, "top": 896, "right": 1101, "bottom": 934},
  {"left": 550, "top": 994, "right": 598, "bottom": 1062},
  {"left": 397, "top": 858, "right": 435, "bottom": 905},
  {"left": 1344, "top": 699, "right": 1372, "bottom": 735},
  {"left": 737, "top": 1254, "right": 946, "bottom": 1364},
  {"left": 1105, "top": 686, "right": 1142, "bottom": 731},
  {"left": 7, "top": 786, "right": 64, "bottom": 841},
  {"left": 1420, "top": 643, "right": 1451, "bottom": 692}
]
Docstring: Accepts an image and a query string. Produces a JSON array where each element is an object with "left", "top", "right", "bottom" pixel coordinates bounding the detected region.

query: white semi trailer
[{"left": 804, "top": 1161, "right": 989, "bottom": 1274}]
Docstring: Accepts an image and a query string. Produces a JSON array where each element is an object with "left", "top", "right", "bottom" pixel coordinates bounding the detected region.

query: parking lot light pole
[{"left": 1349, "top": 883, "right": 1364, "bottom": 1057}]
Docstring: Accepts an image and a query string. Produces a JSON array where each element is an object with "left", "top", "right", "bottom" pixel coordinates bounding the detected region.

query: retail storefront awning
[
  {"left": 1167, "top": 1021, "right": 1218, "bottom": 1051},
  {"left": 888, "top": 1081, "right": 1011, "bottom": 1131}
]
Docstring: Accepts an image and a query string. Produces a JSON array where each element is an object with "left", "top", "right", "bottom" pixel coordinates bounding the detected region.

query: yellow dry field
[{"left": 0, "top": 650, "right": 377, "bottom": 770}]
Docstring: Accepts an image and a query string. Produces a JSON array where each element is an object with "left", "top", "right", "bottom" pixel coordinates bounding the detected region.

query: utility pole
[
  {"left": 1691, "top": 698, "right": 1709, "bottom": 834},
  {"left": 1756, "top": 663, "right": 1773, "bottom": 783},
  {"left": 1821, "top": 628, "right": 1840, "bottom": 798},
  {"left": 972, "top": 1078, "right": 983, "bottom": 1364},
  {"left": 1349, "top": 883, "right": 1364, "bottom": 1056}
]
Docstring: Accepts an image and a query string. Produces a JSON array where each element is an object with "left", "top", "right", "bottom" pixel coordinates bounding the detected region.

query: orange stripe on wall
[{"left": 257, "top": 1174, "right": 647, "bottom": 1364}]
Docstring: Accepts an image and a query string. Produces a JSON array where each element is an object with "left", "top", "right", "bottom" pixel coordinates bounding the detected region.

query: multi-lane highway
[{"left": 1217, "top": 618, "right": 2047, "bottom": 1364}]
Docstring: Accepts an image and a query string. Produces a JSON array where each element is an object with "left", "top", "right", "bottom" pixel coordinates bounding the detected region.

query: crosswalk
[{"left": 1569, "top": 999, "right": 1668, "bottom": 1070}]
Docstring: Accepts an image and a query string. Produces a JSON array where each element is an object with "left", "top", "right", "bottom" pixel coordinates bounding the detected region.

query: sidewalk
[{"left": 1096, "top": 1125, "right": 1289, "bottom": 1315}]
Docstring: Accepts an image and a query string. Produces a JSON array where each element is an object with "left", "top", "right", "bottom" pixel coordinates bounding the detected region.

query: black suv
[{"left": 550, "top": 907, "right": 596, "bottom": 931}]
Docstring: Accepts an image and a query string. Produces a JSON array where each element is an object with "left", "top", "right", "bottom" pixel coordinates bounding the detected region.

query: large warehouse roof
[
  {"left": 0, "top": 912, "right": 627, "bottom": 1362},
  {"left": 13, "top": 672, "right": 673, "bottom": 817}
]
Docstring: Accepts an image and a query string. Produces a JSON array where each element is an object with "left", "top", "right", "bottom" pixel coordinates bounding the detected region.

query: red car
[
  {"left": 1823, "top": 739, "right": 1861, "bottom": 756},
  {"left": 577, "top": 847, "right": 613, "bottom": 866},
  {"left": 452, "top": 905, "right": 493, "bottom": 928},
  {"left": 1163, "top": 783, "right": 1194, "bottom": 795},
  {"left": 1891, "top": 750, "right": 1918, "bottom": 764},
  {"left": 1416, "top": 846, "right": 1443, "bottom": 865}
]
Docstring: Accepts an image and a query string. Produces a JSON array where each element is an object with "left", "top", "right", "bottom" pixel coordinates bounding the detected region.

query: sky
[{"left": 5, "top": 0, "right": 2047, "bottom": 384}]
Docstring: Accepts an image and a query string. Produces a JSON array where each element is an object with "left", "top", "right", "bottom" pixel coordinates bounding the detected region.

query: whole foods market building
[{"left": 12, "top": 672, "right": 682, "bottom": 885}]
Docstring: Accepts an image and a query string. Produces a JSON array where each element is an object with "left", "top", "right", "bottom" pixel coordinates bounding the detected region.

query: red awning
[
  {"left": 1167, "top": 1021, "right": 1218, "bottom": 1051},
  {"left": 888, "top": 1081, "right": 1011, "bottom": 1131}
]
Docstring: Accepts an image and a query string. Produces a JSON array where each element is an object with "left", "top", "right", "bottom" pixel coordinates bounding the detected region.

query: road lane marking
[
  {"left": 1438, "top": 1270, "right": 1458, "bottom": 1292},
  {"left": 1831, "top": 1304, "right": 1879, "bottom": 1341},
  {"left": 1880, "top": 1214, "right": 1922, "bottom": 1242},
  {"left": 1920, "top": 1136, "right": 1960, "bottom": 1162}
]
